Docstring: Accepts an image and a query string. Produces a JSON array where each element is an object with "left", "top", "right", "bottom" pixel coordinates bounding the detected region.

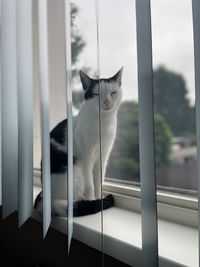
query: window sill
[
  {"left": 32, "top": 185, "right": 198, "bottom": 267},
  {"left": 103, "top": 181, "right": 198, "bottom": 228}
]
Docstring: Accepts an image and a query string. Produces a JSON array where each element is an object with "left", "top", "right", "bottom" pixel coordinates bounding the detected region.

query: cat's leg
[
  {"left": 73, "top": 164, "right": 85, "bottom": 201},
  {"left": 81, "top": 159, "right": 95, "bottom": 200},
  {"left": 93, "top": 159, "right": 102, "bottom": 199},
  {"left": 93, "top": 146, "right": 111, "bottom": 199}
]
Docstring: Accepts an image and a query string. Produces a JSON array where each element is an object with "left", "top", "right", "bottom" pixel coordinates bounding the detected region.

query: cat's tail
[
  {"left": 73, "top": 194, "right": 114, "bottom": 217},
  {"left": 34, "top": 193, "right": 114, "bottom": 217}
]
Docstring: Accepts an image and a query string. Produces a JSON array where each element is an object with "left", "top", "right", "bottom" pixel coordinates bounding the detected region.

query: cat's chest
[{"left": 74, "top": 120, "right": 116, "bottom": 158}]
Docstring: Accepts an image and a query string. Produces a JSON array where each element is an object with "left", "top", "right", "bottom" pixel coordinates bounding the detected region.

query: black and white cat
[{"left": 34, "top": 68, "right": 123, "bottom": 217}]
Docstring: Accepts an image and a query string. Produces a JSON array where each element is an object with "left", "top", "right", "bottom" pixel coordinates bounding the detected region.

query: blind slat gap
[
  {"left": 192, "top": 1, "right": 200, "bottom": 266},
  {"left": 64, "top": 0, "right": 73, "bottom": 251},
  {"left": 135, "top": 1, "right": 158, "bottom": 266},
  {"left": 1, "top": 0, "right": 19, "bottom": 219},
  {"left": 17, "top": 0, "right": 33, "bottom": 227},
  {"left": 38, "top": 0, "right": 51, "bottom": 238}
]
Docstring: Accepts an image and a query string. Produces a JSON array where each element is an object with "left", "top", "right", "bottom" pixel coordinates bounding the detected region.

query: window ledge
[
  {"left": 32, "top": 186, "right": 198, "bottom": 267},
  {"left": 103, "top": 181, "right": 198, "bottom": 228}
]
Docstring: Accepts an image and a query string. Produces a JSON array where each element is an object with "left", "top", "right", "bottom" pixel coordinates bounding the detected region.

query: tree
[
  {"left": 106, "top": 101, "right": 172, "bottom": 181},
  {"left": 154, "top": 113, "right": 173, "bottom": 167},
  {"left": 106, "top": 101, "right": 140, "bottom": 180},
  {"left": 70, "top": 3, "right": 87, "bottom": 104},
  {"left": 153, "top": 66, "right": 195, "bottom": 136},
  {"left": 71, "top": 3, "right": 85, "bottom": 65}
]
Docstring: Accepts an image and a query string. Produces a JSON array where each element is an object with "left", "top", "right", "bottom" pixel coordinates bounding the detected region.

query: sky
[{"left": 72, "top": 0, "right": 195, "bottom": 105}]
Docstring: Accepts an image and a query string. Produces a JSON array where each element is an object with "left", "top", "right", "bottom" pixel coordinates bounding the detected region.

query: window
[
  {"left": 151, "top": 0, "right": 197, "bottom": 194},
  {"left": 1, "top": 0, "right": 199, "bottom": 266},
  {"left": 31, "top": 0, "right": 199, "bottom": 266}
]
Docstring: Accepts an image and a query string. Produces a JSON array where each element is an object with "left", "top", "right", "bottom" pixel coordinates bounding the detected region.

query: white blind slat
[
  {"left": 17, "top": 0, "right": 33, "bottom": 227},
  {"left": 38, "top": 0, "right": 51, "bottom": 238},
  {"left": 1, "top": 0, "right": 18, "bottom": 219},
  {"left": 192, "top": 0, "right": 200, "bottom": 266},
  {"left": 135, "top": 0, "right": 158, "bottom": 266},
  {"left": 65, "top": 0, "right": 73, "bottom": 251}
]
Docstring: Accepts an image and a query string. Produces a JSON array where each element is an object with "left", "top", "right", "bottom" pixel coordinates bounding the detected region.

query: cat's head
[{"left": 79, "top": 68, "right": 123, "bottom": 113}]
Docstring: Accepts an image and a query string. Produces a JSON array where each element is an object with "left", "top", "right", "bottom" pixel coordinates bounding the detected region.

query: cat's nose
[{"left": 104, "top": 99, "right": 110, "bottom": 105}]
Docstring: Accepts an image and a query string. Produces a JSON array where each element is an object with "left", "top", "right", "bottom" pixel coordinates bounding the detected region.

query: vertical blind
[
  {"left": 136, "top": 1, "right": 158, "bottom": 266},
  {"left": 192, "top": 1, "right": 200, "bottom": 266},
  {"left": 0, "top": 0, "right": 199, "bottom": 266},
  {"left": 37, "top": 0, "right": 51, "bottom": 238},
  {"left": 17, "top": 0, "right": 33, "bottom": 227},
  {"left": 1, "top": 0, "right": 19, "bottom": 219},
  {"left": 65, "top": 0, "right": 74, "bottom": 251}
]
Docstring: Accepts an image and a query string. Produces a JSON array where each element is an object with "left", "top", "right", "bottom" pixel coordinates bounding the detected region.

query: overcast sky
[{"left": 72, "top": 0, "right": 195, "bottom": 105}]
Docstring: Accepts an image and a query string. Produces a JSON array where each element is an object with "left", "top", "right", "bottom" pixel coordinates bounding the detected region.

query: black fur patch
[
  {"left": 50, "top": 143, "right": 68, "bottom": 174},
  {"left": 47, "top": 119, "right": 77, "bottom": 174},
  {"left": 50, "top": 119, "right": 68, "bottom": 145},
  {"left": 73, "top": 194, "right": 114, "bottom": 217},
  {"left": 84, "top": 79, "right": 98, "bottom": 100},
  {"left": 84, "top": 79, "right": 114, "bottom": 101}
]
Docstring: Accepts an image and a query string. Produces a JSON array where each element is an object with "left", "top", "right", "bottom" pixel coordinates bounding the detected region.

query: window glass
[
  {"left": 71, "top": 1, "right": 141, "bottom": 265},
  {"left": 151, "top": 0, "right": 197, "bottom": 194},
  {"left": 151, "top": 1, "right": 198, "bottom": 266}
]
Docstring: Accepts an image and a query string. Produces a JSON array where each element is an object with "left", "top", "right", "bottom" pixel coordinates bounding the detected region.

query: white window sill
[{"left": 32, "top": 185, "right": 198, "bottom": 267}]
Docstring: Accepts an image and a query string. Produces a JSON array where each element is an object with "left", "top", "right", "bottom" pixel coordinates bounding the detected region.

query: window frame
[{"left": 32, "top": 0, "right": 199, "bottom": 232}]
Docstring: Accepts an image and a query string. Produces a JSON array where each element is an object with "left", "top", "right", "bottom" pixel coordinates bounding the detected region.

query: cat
[{"left": 34, "top": 68, "right": 123, "bottom": 217}]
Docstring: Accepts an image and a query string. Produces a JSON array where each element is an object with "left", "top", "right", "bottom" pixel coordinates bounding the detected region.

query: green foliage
[
  {"left": 106, "top": 101, "right": 140, "bottom": 180},
  {"left": 106, "top": 101, "right": 172, "bottom": 181},
  {"left": 154, "top": 113, "right": 172, "bottom": 167},
  {"left": 153, "top": 66, "right": 195, "bottom": 136}
]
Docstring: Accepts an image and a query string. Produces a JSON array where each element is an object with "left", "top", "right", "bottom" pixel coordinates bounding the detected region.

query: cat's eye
[
  {"left": 111, "top": 91, "right": 117, "bottom": 95},
  {"left": 93, "top": 93, "right": 99, "bottom": 96}
]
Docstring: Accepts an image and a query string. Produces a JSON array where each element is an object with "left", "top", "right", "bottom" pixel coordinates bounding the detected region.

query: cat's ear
[
  {"left": 111, "top": 67, "right": 123, "bottom": 86},
  {"left": 79, "top": 70, "right": 93, "bottom": 91}
]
